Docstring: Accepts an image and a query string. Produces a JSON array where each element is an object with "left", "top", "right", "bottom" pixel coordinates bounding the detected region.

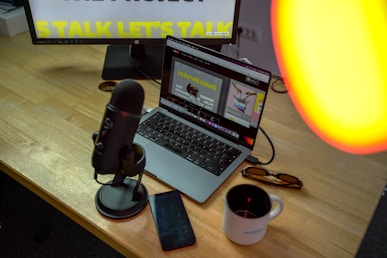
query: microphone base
[{"left": 95, "top": 178, "right": 148, "bottom": 219}]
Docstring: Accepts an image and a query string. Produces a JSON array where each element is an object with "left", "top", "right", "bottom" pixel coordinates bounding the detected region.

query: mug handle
[{"left": 268, "top": 194, "right": 284, "bottom": 220}]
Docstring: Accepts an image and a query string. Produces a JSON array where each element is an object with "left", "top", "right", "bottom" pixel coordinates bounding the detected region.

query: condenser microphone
[{"left": 92, "top": 79, "right": 144, "bottom": 175}]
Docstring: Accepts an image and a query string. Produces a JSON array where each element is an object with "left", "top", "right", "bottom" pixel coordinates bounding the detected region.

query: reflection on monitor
[{"left": 23, "top": 0, "right": 241, "bottom": 80}]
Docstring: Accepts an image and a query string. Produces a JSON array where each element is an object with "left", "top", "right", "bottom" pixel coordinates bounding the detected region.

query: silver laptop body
[{"left": 134, "top": 36, "right": 271, "bottom": 203}]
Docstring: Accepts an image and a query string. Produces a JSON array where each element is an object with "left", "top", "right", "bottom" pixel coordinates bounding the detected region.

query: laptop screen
[{"left": 160, "top": 36, "right": 271, "bottom": 149}]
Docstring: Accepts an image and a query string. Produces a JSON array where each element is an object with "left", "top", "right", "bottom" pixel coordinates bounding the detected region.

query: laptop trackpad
[{"left": 144, "top": 144, "right": 182, "bottom": 182}]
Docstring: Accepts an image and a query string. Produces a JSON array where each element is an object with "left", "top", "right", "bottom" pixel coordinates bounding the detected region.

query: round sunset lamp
[{"left": 271, "top": 1, "right": 387, "bottom": 154}]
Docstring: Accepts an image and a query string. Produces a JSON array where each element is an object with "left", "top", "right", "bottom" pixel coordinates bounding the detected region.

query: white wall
[{"left": 222, "top": 0, "right": 281, "bottom": 77}]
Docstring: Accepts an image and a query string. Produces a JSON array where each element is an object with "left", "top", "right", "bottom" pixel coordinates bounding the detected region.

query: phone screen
[{"left": 149, "top": 190, "right": 196, "bottom": 251}]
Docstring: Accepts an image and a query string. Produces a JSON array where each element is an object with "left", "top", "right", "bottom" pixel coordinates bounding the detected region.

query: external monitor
[{"left": 23, "top": 0, "right": 241, "bottom": 80}]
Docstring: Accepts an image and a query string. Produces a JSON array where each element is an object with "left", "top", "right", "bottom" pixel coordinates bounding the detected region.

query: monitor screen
[{"left": 23, "top": 0, "right": 241, "bottom": 80}]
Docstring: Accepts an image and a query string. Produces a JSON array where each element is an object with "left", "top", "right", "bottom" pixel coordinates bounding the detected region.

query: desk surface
[{"left": 1, "top": 33, "right": 387, "bottom": 258}]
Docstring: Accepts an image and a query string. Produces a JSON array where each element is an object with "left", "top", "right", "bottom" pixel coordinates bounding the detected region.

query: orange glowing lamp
[{"left": 271, "top": 1, "right": 387, "bottom": 154}]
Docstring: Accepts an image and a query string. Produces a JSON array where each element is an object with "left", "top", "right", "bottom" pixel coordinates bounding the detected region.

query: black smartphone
[{"left": 149, "top": 190, "right": 196, "bottom": 251}]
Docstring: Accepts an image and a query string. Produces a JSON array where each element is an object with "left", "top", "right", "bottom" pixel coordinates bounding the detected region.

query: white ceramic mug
[{"left": 222, "top": 184, "right": 284, "bottom": 245}]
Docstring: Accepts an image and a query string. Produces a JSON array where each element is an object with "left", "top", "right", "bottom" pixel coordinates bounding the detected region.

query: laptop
[{"left": 134, "top": 36, "right": 271, "bottom": 203}]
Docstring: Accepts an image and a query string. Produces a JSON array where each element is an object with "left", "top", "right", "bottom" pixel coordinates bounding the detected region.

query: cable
[
  {"left": 236, "top": 27, "right": 243, "bottom": 59},
  {"left": 132, "top": 64, "right": 161, "bottom": 86},
  {"left": 94, "top": 172, "right": 112, "bottom": 186},
  {"left": 270, "top": 77, "right": 288, "bottom": 94},
  {"left": 246, "top": 127, "right": 275, "bottom": 165}
]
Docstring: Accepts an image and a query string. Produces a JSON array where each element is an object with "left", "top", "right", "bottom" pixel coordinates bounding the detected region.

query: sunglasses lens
[
  {"left": 278, "top": 174, "right": 299, "bottom": 183},
  {"left": 247, "top": 167, "right": 267, "bottom": 176}
]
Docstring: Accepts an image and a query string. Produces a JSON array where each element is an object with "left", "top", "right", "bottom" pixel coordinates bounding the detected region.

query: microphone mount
[{"left": 93, "top": 137, "right": 148, "bottom": 219}]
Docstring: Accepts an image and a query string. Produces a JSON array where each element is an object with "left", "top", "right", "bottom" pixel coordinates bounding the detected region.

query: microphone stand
[{"left": 95, "top": 143, "right": 148, "bottom": 219}]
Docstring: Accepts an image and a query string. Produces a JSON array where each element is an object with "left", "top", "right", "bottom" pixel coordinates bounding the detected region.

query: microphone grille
[{"left": 110, "top": 79, "right": 145, "bottom": 113}]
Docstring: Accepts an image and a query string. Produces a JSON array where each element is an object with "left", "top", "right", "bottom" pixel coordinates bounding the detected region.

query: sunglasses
[{"left": 241, "top": 167, "right": 303, "bottom": 189}]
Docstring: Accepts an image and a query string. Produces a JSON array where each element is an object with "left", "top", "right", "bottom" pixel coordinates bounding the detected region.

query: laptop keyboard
[{"left": 136, "top": 112, "right": 241, "bottom": 176}]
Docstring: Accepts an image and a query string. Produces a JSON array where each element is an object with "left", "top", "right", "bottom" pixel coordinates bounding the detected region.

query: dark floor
[
  {"left": 0, "top": 171, "right": 386, "bottom": 257},
  {"left": 0, "top": 171, "right": 123, "bottom": 258},
  {"left": 356, "top": 185, "right": 387, "bottom": 258}
]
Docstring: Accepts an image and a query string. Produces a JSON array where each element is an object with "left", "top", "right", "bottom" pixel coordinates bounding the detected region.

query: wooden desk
[{"left": 1, "top": 33, "right": 386, "bottom": 258}]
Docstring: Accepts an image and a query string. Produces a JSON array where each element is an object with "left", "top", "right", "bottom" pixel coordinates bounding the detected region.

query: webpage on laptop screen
[{"left": 160, "top": 41, "right": 270, "bottom": 148}]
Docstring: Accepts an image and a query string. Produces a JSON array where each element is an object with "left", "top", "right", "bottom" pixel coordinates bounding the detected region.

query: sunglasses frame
[{"left": 241, "top": 167, "right": 303, "bottom": 189}]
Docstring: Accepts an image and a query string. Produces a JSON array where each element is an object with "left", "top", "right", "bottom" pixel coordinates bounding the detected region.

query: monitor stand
[{"left": 102, "top": 44, "right": 164, "bottom": 80}]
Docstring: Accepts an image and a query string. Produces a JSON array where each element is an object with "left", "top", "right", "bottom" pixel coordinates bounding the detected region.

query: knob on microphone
[{"left": 92, "top": 79, "right": 145, "bottom": 175}]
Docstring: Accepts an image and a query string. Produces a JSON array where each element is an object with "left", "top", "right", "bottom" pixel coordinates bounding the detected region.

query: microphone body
[{"left": 92, "top": 79, "right": 144, "bottom": 175}]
